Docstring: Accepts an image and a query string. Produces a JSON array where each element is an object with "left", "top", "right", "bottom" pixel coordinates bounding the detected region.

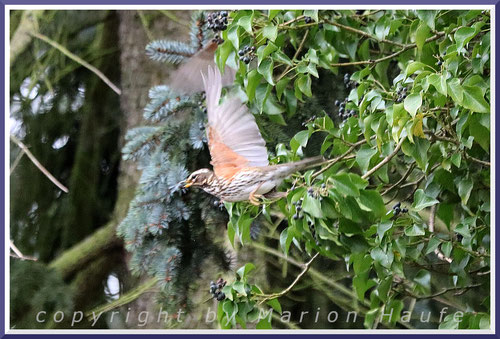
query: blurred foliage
[{"left": 211, "top": 9, "right": 490, "bottom": 329}]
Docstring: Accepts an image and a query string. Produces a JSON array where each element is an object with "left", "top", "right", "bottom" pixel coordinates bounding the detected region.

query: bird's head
[{"left": 184, "top": 169, "right": 214, "bottom": 188}]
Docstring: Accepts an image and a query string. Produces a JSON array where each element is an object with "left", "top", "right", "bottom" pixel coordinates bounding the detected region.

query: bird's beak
[{"left": 184, "top": 179, "right": 193, "bottom": 188}]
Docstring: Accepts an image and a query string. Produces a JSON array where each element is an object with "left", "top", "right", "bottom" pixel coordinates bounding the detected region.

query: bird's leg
[{"left": 249, "top": 184, "right": 264, "bottom": 206}]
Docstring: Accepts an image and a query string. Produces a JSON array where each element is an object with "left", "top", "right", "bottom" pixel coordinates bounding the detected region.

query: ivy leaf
[
  {"left": 454, "top": 27, "right": 477, "bottom": 51},
  {"left": 280, "top": 228, "right": 293, "bottom": 255},
  {"left": 331, "top": 173, "right": 360, "bottom": 197},
  {"left": 295, "top": 74, "right": 312, "bottom": 97},
  {"left": 256, "top": 42, "right": 278, "bottom": 64},
  {"left": 447, "top": 78, "right": 464, "bottom": 104},
  {"left": 237, "top": 263, "right": 255, "bottom": 279},
  {"left": 414, "top": 269, "right": 431, "bottom": 294},
  {"left": 417, "top": 10, "right": 437, "bottom": 30},
  {"left": 266, "top": 298, "right": 282, "bottom": 314},
  {"left": 415, "top": 21, "right": 430, "bottom": 51},
  {"left": 370, "top": 247, "right": 394, "bottom": 268},
  {"left": 412, "top": 189, "right": 439, "bottom": 211},
  {"left": 302, "top": 194, "right": 323, "bottom": 218},
  {"left": 427, "top": 73, "right": 447, "bottom": 96},
  {"left": 404, "top": 92, "right": 422, "bottom": 117},
  {"left": 262, "top": 25, "right": 278, "bottom": 42},
  {"left": 356, "top": 145, "right": 377, "bottom": 173},
  {"left": 405, "top": 224, "right": 425, "bottom": 236},
  {"left": 356, "top": 190, "right": 386, "bottom": 218},
  {"left": 245, "top": 70, "right": 262, "bottom": 101},
  {"left": 258, "top": 57, "right": 275, "bottom": 85},
  {"left": 462, "top": 86, "right": 490, "bottom": 113},
  {"left": 457, "top": 177, "right": 473, "bottom": 204},
  {"left": 237, "top": 14, "right": 253, "bottom": 35}
]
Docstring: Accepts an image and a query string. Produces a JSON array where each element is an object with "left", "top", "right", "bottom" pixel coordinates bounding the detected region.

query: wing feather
[
  {"left": 168, "top": 41, "right": 236, "bottom": 95},
  {"left": 202, "top": 66, "right": 269, "bottom": 179}
]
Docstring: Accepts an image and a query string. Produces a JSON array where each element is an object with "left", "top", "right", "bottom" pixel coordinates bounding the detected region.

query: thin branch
[
  {"left": 10, "top": 134, "right": 69, "bottom": 193},
  {"left": 10, "top": 149, "right": 25, "bottom": 175},
  {"left": 381, "top": 163, "right": 416, "bottom": 196},
  {"left": 402, "top": 283, "right": 482, "bottom": 300},
  {"left": 257, "top": 252, "right": 319, "bottom": 304},
  {"left": 429, "top": 205, "right": 453, "bottom": 263},
  {"left": 464, "top": 153, "right": 491, "bottom": 167},
  {"left": 30, "top": 32, "right": 122, "bottom": 95},
  {"left": 330, "top": 26, "right": 460, "bottom": 68},
  {"left": 312, "top": 137, "right": 369, "bottom": 180},
  {"left": 362, "top": 137, "right": 405, "bottom": 180},
  {"left": 326, "top": 19, "right": 404, "bottom": 48},
  {"left": 276, "top": 30, "right": 309, "bottom": 83},
  {"left": 10, "top": 240, "right": 37, "bottom": 261}
]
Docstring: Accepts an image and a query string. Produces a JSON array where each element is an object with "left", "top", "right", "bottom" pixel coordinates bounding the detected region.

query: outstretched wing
[
  {"left": 168, "top": 41, "right": 236, "bottom": 95},
  {"left": 202, "top": 66, "right": 269, "bottom": 180}
]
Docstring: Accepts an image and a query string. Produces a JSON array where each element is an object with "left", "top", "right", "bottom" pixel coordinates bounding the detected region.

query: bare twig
[
  {"left": 403, "top": 283, "right": 482, "bottom": 300},
  {"left": 31, "top": 32, "right": 121, "bottom": 95},
  {"left": 312, "top": 137, "right": 370, "bottom": 180},
  {"left": 464, "top": 153, "right": 491, "bottom": 167},
  {"left": 362, "top": 137, "right": 405, "bottom": 180},
  {"left": 10, "top": 240, "right": 37, "bottom": 261},
  {"left": 330, "top": 26, "right": 461, "bottom": 68},
  {"left": 257, "top": 252, "right": 320, "bottom": 305},
  {"left": 381, "top": 163, "right": 416, "bottom": 196},
  {"left": 276, "top": 30, "right": 309, "bottom": 83},
  {"left": 10, "top": 149, "right": 25, "bottom": 175},
  {"left": 326, "top": 19, "right": 404, "bottom": 48},
  {"left": 10, "top": 134, "right": 69, "bottom": 193},
  {"left": 429, "top": 205, "right": 453, "bottom": 263}
]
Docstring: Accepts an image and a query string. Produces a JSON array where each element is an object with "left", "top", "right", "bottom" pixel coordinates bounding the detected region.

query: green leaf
[
  {"left": 356, "top": 145, "right": 377, "bottom": 173},
  {"left": 415, "top": 21, "right": 430, "bottom": 52},
  {"left": 331, "top": 173, "right": 360, "bottom": 197},
  {"left": 457, "top": 177, "right": 473, "bottom": 205},
  {"left": 414, "top": 269, "right": 431, "bottom": 294},
  {"left": 412, "top": 189, "right": 439, "bottom": 211},
  {"left": 256, "top": 317, "right": 272, "bottom": 329},
  {"left": 273, "top": 50, "right": 293, "bottom": 66},
  {"left": 447, "top": 78, "right": 464, "bottom": 104},
  {"left": 246, "top": 70, "right": 262, "bottom": 101},
  {"left": 237, "top": 263, "right": 256, "bottom": 279},
  {"left": 262, "top": 25, "right": 278, "bottom": 42},
  {"left": 290, "top": 130, "right": 309, "bottom": 152},
  {"left": 404, "top": 92, "right": 422, "bottom": 117},
  {"left": 357, "top": 190, "right": 386, "bottom": 218},
  {"left": 257, "top": 42, "right": 278, "bottom": 64},
  {"left": 237, "top": 14, "right": 253, "bottom": 35},
  {"left": 257, "top": 57, "right": 275, "bottom": 85},
  {"left": 405, "top": 61, "right": 430, "bottom": 76},
  {"left": 454, "top": 27, "right": 477, "bottom": 51},
  {"left": 303, "top": 9, "right": 319, "bottom": 22},
  {"left": 416, "top": 10, "right": 437, "bottom": 30},
  {"left": 266, "top": 298, "right": 282, "bottom": 314},
  {"left": 268, "top": 10, "right": 281, "bottom": 20},
  {"left": 280, "top": 228, "right": 293, "bottom": 255},
  {"left": 427, "top": 74, "right": 447, "bottom": 96},
  {"left": 302, "top": 194, "right": 323, "bottom": 218},
  {"left": 370, "top": 247, "right": 394, "bottom": 269},
  {"left": 295, "top": 74, "right": 312, "bottom": 97},
  {"left": 233, "top": 281, "right": 247, "bottom": 296},
  {"left": 353, "top": 272, "right": 376, "bottom": 300},
  {"left": 404, "top": 224, "right": 425, "bottom": 236},
  {"left": 275, "top": 77, "right": 290, "bottom": 101},
  {"left": 462, "top": 86, "right": 490, "bottom": 113}
]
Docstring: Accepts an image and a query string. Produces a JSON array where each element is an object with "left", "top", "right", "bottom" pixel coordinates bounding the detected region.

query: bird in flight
[{"left": 183, "top": 66, "right": 325, "bottom": 205}]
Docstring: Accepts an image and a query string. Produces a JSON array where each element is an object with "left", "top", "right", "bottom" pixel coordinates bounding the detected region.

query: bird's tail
[{"left": 277, "top": 155, "right": 326, "bottom": 176}]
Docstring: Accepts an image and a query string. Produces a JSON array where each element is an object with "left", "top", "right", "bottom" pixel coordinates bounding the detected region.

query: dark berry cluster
[
  {"left": 436, "top": 51, "right": 445, "bottom": 66},
  {"left": 304, "top": 16, "right": 313, "bottom": 24},
  {"left": 395, "top": 86, "right": 408, "bottom": 103},
  {"left": 335, "top": 98, "right": 357, "bottom": 120},
  {"left": 307, "top": 187, "right": 323, "bottom": 201},
  {"left": 343, "top": 73, "right": 357, "bottom": 89},
  {"left": 392, "top": 202, "right": 408, "bottom": 216},
  {"left": 292, "top": 198, "right": 303, "bottom": 219},
  {"left": 207, "top": 11, "right": 228, "bottom": 32},
  {"left": 309, "top": 221, "right": 320, "bottom": 246},
  {"left": 238, "top": 45, "right": 255, "bottom": 64},
  {"left": 209, "top": 278, "right": 227, "bottom": 301}
]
